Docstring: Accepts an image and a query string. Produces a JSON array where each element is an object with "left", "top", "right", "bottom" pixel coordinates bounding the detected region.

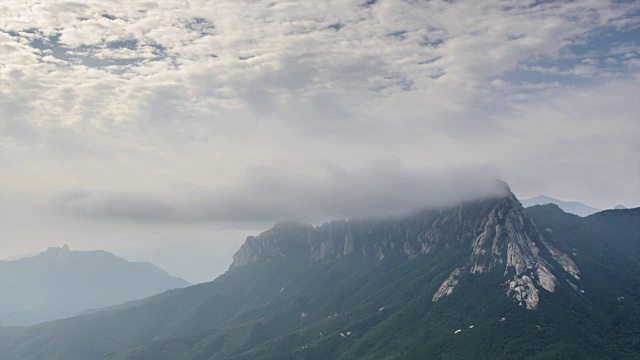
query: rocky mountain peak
[
  {"left": 231, "top": 188, "right": 581, "bottom": 310},
  {"left": 433, "top": 190, "right": 581, "bottom": 309}
]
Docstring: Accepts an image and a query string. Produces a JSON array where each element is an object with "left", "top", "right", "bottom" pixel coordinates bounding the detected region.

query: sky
[{"left": 0, "top": 0, "right": 639, "bottom": 283}]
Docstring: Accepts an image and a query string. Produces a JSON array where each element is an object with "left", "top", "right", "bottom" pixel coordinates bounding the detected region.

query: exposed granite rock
[
  {"left": 536, "top": 264, "right": 557, "bottom": 293},
  {"left": 343, "top": 232, "right": 355, "bottom": 256},
  {"left": 432, "top": 268, "right": 463, "bottom": 302},
  {"left": 541, "top": 238, "right": 580, "bottom": 280},
  {"left": 231, "top": 185, "right": 579, "bottom": 310},
  {"left": 231, "top": 223, "right": 314, "bottom": 267},
  {"left": 507, "top": 275, "right": 539, "bottom": 310}
]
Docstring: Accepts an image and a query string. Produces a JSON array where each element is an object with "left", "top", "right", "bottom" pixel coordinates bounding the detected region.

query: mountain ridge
[
  {"left": 1, "top": 188, "right": 638, "bottom": 359},
  {"left": 0, "top": 245, "right": 190, "bottom": 326},
  {"left": 520, "top": 195, "right": 602, "bottom": 217},
  {"left": 232, "top": 190, "right": 581, "bottom": 310}
]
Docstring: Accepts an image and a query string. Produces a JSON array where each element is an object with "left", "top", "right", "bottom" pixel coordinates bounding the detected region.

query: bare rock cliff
[{"left": 231, "top": 187, "right": 581, "bottom": 310}]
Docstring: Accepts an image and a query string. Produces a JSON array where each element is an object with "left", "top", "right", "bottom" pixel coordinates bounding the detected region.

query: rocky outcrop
[
  {"left": 507, "top": 275, "right": 539, "bottom": 310},
  {"left": 541, "top": 238, "right": 580, "bottom": 280},
  {"left": 232, "top": 203, "right": 496, "bottom": 269},
  {"left": 231, "top": 185, "right": 580, "bottom": 310},
  {"left": 536, "top": 265, "right": 557, "bottom": 293},
  {"left": 343, "top": 232, "right": 355, "bottom": 256},
  {"left": 231, "top": 223, "right": 314, "bottom": 267},
  {"left": 432, "top": 268, "right": 463, "bottom": 302},
  {"left": 457, "top": 191, "right": 567, "bottom": 309}
]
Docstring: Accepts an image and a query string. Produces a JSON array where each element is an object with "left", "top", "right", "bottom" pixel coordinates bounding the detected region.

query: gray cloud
[{"left": 50, "top": 165, "right": 506, "bottom": 224}]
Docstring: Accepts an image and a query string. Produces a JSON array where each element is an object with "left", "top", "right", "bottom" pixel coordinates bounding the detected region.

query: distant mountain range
[
  {"left": 0, "top": 245, "right": 189, "bottom": 326},
  {"left": 520, "top": 195, "right": 602, "bottom": 217},
  {"left": 1, "top": 185, "right": 638, "bottom": 359},
  {"left": 2, "top": 251, "right": 41, "bottom": 262}
]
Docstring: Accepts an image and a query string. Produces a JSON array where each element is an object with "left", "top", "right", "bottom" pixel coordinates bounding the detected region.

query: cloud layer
[
  {"left": 2, "top": 0, "right": 639, "bottom": 140},
  {"left": 50, "top": 165, "right": 506, "bottom": 224}
]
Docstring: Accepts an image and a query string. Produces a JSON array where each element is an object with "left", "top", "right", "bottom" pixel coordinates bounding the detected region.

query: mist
[{"left": 50, "top": 164, "right": 506, "bottom": 225}]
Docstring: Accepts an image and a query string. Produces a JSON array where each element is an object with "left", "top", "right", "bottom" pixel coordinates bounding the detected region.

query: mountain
[
  {"left": 1, "top": 187, "right": 638, "bottom": 359},
  {"left": 2, "top": 251, "right": 40, "bottom": 262},
  {"left": 0, "top": 245, "right": 189, "bottom": 326},
  {"left": 520, "top": 195, "right": 602, "bottom": 217},
  {"left": 615, "top": 205, "right": 628, "bottom": 210}
]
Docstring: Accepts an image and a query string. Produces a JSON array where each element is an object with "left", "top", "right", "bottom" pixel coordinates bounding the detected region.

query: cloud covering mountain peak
[{"left": 50, "top": 165, "right": 507, "bottom": 225}]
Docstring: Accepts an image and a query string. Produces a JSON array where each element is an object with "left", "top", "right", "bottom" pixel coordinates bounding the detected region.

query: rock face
[
  {"left": 432, "top": 268, "right": 462, "bottom": 302},
  {"left": 541, "top": 238, "right": 580, "bottom": 280},
  {"left": 231, "top": 187, "right": 581, "bottom": 310},
  {"left": 232, "top": 223, "right": 314, "bottom": 267}
]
